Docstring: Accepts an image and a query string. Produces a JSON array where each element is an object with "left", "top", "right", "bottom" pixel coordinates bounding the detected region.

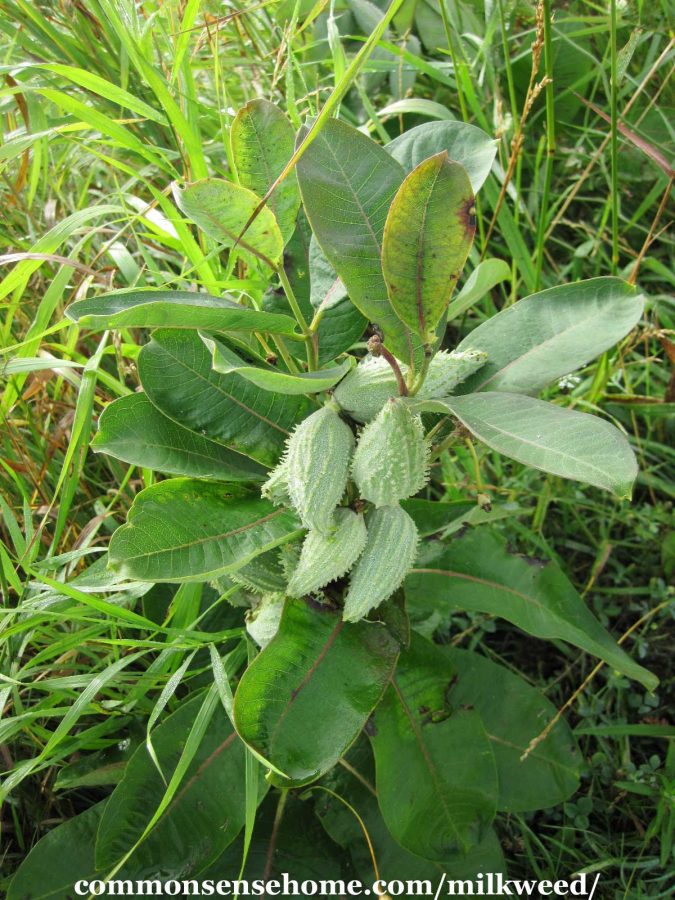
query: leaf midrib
[
  {"left": 390, "top": 678, "right": 466, "bottom": 846},
  {"left": 118, "top": 507, "right": 287, "bottom": 564},
  {"left": 446, "top": 397, "right": 618, "bottom": 484},
  {"left": 473, "top": 298, "right": 637, "bottom": 391}
]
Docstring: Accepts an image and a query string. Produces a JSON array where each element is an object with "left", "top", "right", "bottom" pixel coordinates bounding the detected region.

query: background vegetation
[{"left": 0, "top": 0, "right": 673, "bottom": 895}]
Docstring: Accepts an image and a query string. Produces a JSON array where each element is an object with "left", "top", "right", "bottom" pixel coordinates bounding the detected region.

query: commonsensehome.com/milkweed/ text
[{"left": 71, "top": 871, "right": 602, "bottom": 898}]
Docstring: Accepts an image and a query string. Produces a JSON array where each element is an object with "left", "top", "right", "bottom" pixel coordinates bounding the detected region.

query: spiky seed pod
[
  {"left": 230, "top": 548, "right": 287, "bottom": 593},
  {"left": 334, "top": 355, "right": 401, "bottom": 423},
  {"left": 343, "top": 506, "right": 418, "bottom": 622},
  {"left": 246, "top": 593, "right": 285, "bottom": 648},
  {"left": 261, "top": 458, "right": 291, "bottom": 507},
  {"left": 333, "top": 350, "right": 488, "bottom": 423},
  {"left": 286, "top": 508, "right": 367, "bottom": 598},
  {"left": 421, "top": 349, "right": 488, "bottom": 397},
  {"left": 352, "top": 399, "right": 429, "bottom": 507},
  {"left": 286, "top": 402, "right": 354, "bottom": 533}
]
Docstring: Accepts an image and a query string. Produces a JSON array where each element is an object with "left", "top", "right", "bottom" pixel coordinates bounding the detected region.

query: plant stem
[
  {"left": 276, "top": 264, "right": 318, "bottom": 371},
  {"left": 610, "top": 0, "right": 619, "bottom": 274},
  {"left": 368, "top": 335, "right": 407, "bottom": 396},
  {"left": 408, "top": 346, "right": 433, "bottom": 396},
  {"left": 429, "top": 427, "right": 462, "bottom": 462},
  {"left": 439, "top": 1, "right": 468, "bottom": 122},
  {"left": 262, "top": 789, "right": 288, "bottom": 892},
  {"left": 534, "top": 0, "right": 555, "bottom": 290},
  {"left": 276, "top": 264, "right": 310, "bottom": 335}
]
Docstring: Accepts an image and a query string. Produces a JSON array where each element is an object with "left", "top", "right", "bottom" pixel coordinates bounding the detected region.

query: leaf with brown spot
[{"left": 382, "top": 151, "right": 475, "bottom": 341}]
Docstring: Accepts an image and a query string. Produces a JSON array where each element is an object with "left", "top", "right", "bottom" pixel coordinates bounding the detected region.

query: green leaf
[
  {"left": 406, "top": 527, "right": 658, "bottom": 690},
  {"left": 139, "top": 329, "right": 313, "bottom": 467},
  {"left": 386, "top": 120, "right": 498, "bottom": 191},
  {"left": 317, "top": 298, "right": 367, "bottom": 365},
  {"left": 108, "top": 479, "right": 301, "bottom": 583},
  {"left": 261, "top": 249, "right": 367, "bottom": 365},
  {"left": 444, "top": 648, "right": 581, "bottom": 811},
  {"left": 231, "top": 99, "right": 301, "bottom": 244},
  {"left": 204, "top": 793, "right": 347, "bottom": 881},
  {"left": 419, "top": 393, "right": 639, "bottom": 498},
  {"left": 400, "top": 498, "right": 475, "bottom": 537},
  {"left": 93, "top": 392, "right": 266, "bottom": 481},
  {"left": 456, "top": 278, "right": 645, "bottom": 395},
  {"left": 382, "top": 152, "right": 475, "bottom": 340},
  {"left": 317, "top": 740, "right": 506, "bottom": 888},
  {"left": 173, "top": 178, "right": 283, "bottom": 268},
  {"left": 309, "top": 236, "right": 347, "bottom": 311},
  {"left": 66, "top": 289, "right": 298, "bottom": 335},
  {"left": 95, "top": 694, "right": 255, "bottom": 875},
  {"left": 446, "top": 259, "right": 512, "bottom": 322},
  {"left": 295, "top": 117, "right": 414, "bottom": 362},
  {"left": 234, "top": 597, "right": 403, "bottom": 785},
  {"left": 202, "top": 333, "right": 353, "bottom": 394},
  {"left": 8, "top": 802, "right": 105, "bottom": 900},
  {"left": 370, "top": 633, "right": 498, "bottom": 859}
]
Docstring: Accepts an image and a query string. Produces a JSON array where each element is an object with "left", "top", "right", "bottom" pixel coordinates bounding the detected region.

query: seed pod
[
  {"left": 352, "top": 399, "right": 429, "bottom": 507},
  {"left": 231, "top": 548, "right": 287, "bottom": 593},
  {"left": 246, "top": 593, "right": 285, "bottom": 647},
  {"left": 343, "top": 506, "right": 418, "bottom": 622},
  {"left": 333, "top": 350, "right": 488, "bottom": 423},
  {"left": 420, "top": 348, "right": 488, "bottom": 398},
  {"left": 286, "top": 402, "right": 354, "bottom": 533},
  {"left": 287, "top": 508, "right": 367, "bottom": 598},
  {"left": 333, "top": 355, "right": 400, "bottom": 423},
  {"left": 261, "top": 457, "right": 291, "bottom": 507}
]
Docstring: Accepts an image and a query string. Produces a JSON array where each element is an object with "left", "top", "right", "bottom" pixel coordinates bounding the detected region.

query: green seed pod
[
  {"left": 261, "top": 457, "right": 291, "bottom": 507},
  {"left": 246, "top": 592, "right": 285, "bottom": 647},
  {"left": 420, "top": 349, "right": 488, "bottom": 398},
  {"left": 343, "top": 506, "right": 418, "bottom": 623},
  {"left": 287, "top": 508, "right": 367, "bottom": 598},
  {"left": 231, "top": 548, "right": 287, "bottom": 593},
  {"left": 333, "top": 350, "right": 488, "bottom": 423},
  {"left": 333, "top": 355, "right": 400, "bottom": 423},
  {"left": 352, "top": 399, "right": 429, "bottom": 507},
  {"left": 286, "top": 402, "right": 354, "bottom": 533}
]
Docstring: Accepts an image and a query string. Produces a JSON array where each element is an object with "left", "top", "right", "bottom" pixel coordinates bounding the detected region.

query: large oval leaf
[
  {"left": 445, "top": 648, "right": 581, "bottom": 811},
  {"left": 202, "top": 333, "right": 353, "bottom": 394},
  {"left": 382, "top": 151, "right": 475, "bottom": 340},
  {"left": 234, "top": 597, "right": 404, "bottom": 785},
  {"left": 8, "top": 802, "right": 105, "bottom": 900},
  {"left": 173, "top": 178, "right": 283, "bottom": 269},
  {"left": 93, "top": 393, "right": 266, "bottom": 481},
  {"left": 420, "top": 393, "right": 638, "bottom": 498},
  {"left": 406, "top": 526, "right": 657, "bottom": 690},
  {"left": 96, "top": 694, "right": 255, "bottom": 876},
  {"left": 139, "top": 329, "right": 312, "bottom": 467},
  {"left": 456, "top": 277, "right": 645, "bottom": 395},
  {"left": 108, "top": 479, "right": 301, "bottom": 582},
  {"left": 65, "top": 289, "right": 298, "bottom": 335},
  {"left": 370, "top": 633, "right": 498, "bottom": 860},
  {"left": 386, "top": 120, "right": 498, "bottom": 190},
  {"left": 295, "top": 117, "right": 414, "bottom": 363},
  {"left": 231, "top": 98, "right": 300, "bottom": 244},
  {"left": 317, "top": 740, "right": 506, "bottom": 888}
]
